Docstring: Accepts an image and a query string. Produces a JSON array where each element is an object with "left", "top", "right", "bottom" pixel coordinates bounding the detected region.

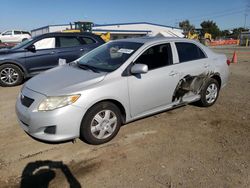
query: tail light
[{"left": 226, "top": 59, "right": 231, "bottom": 66}]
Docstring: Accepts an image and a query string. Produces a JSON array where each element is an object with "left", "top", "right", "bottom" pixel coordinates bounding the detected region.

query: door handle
[
  {"left": 80, "top": 48, "right": 85, "bottom": 51},
  {"left": 169, "top": 70, "right": 178, "bottom": 76},
  {"left": 50, "top": 51, "right": 56, "bottom": 54}
]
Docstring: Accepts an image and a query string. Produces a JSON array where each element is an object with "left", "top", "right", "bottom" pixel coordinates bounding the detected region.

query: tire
[
  {"left": 80, "top": 102, "right": 122, "bottom": 145},
  {"left": 198, "top": 78, "right": 220, "bottom": 107},
  {"left": 0, "top": 64, "right": 24, "bottom": 87}
]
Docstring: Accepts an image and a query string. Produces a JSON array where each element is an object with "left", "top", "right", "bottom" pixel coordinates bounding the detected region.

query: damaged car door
[
  {"left": 171, "top": 42, "right": 211, "bottom": 103},
  {"left": 128, "top": 43, "right": 180, "bottom": 117}
]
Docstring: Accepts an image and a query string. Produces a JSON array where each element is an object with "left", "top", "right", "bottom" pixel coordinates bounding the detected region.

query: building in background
[
  {"left": 31, "top": 24, "right": 71, "bottom": 36},
  {"left": 92, "top": 22, "right": 184, "bottom": 39},
  {"left": 240, "top": 31, "right": 250, "bottom": 46},
  {"left": 31, "top": 22, "right": 184, "bottom": 39}
]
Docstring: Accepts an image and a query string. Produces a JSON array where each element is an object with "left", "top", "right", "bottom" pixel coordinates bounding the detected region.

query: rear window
[
  {"left": 22, "top": 31, "right": 31, "bottom": 35},
  {"left": 175, "top": 42, "right": 206, "bottom": 63},
  {"left": 58, "top": 36, "right": 82, "bottom": 48}
]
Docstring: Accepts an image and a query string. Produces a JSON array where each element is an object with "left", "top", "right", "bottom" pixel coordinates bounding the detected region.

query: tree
[
  {"left": 231, "top": 27, "right": 248, "bottom": 39},
  {"left": 179, "top": 20, "right": 195, "bottom": 35},
  {"left": 200, "top": 20, "right": 221, "bottom": 39},
  {"left": 220, "top": 30, "right": 231, "bottom": 38}
]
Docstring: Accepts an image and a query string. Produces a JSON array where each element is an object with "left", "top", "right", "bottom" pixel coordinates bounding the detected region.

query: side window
[
  {"left": 2, "top": 31, "right": 12, "bottom": 35},
  {"left": 175, "top": 42, "right": 206, "bottom": 63},
  {"left": 80, "top": 37, "right": 96, "bottom": 44},
  {"left": 14, "top": 31, "right": 22, "bottom": 35},
  {"left": 134, "top": 43, "right": 173, "bottom": 70},
  {"left": 58, "top": 36, "right": 81, "bottom": 48},
  {"left": 22, "top": 31, "right": 31, "bottom": 35},
  {"left": 34, "top": 37, "right": 55, "bottom": 50}
]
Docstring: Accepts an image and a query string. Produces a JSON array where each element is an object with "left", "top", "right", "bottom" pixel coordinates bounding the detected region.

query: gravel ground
[{"left": 0, "top": 47, "right": 249, "bottom": 188}]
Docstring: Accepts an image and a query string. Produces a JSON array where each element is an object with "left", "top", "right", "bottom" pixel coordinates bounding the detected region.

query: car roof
[
  {"left": 115, "top": 36, "right": 195, "bottom": 45},
  {"left": 33, "top": 32, "right": 105, "bottom": 43},
  {"left": 36, "top": 32, "right": 99, "bottom": 37}
]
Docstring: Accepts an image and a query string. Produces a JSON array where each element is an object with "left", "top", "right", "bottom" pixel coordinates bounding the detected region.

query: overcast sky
[{"left": 0, "top": 0, "right": 249, "bottom": 32}]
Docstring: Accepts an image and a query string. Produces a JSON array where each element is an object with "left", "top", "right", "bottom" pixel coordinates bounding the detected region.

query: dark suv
[{"left": 0, "top": 32, "right": 105, "bottom": 86}]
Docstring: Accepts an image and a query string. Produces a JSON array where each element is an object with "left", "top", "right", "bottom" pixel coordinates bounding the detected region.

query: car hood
[
  {"left": 0, "top": 48, "right": 22, "bottom": 56},
  {"left": 0, "top": 48, "right": 11, "bottom": 55},
  {"left": 25, "top": 65, "right": 107, "bottom": 96}
]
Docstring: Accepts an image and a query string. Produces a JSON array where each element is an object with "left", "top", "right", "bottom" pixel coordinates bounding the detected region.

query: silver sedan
[{"left": 16, "top": 37, "right": 229, "bottom": 145}]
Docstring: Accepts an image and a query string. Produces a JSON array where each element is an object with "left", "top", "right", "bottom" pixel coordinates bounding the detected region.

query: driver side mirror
[
  {"left": 131, "top": 64, "right": 148, "bottom": 74},
  {"left": 26, "top": 44, "right": 36, "bottom": 52}
]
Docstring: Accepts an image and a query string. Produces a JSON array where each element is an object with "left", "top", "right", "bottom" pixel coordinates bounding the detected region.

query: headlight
[{"left": 38, "top": 94, "right": 80, "bottom": 111}]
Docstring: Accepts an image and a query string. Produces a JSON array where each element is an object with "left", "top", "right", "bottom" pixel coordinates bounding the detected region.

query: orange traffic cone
[{"left": 232, "top": 51, "right": 237, "bottom": 64}]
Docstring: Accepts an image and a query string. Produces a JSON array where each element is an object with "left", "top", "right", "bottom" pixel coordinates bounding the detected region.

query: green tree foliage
[
  {"left": 220, "top": 30, "right": 231, "bottom": 37},
  {"left": 200, "top": 20, "right": 221, "bottom": 38},
  {"left": 179, "top": 20, "right": 195, "bottom": 35},
  {"left": 179, "top": 19, "right": 249, "bottom": 39},
  {"left": 231, "top": 27, "right": 248, "bottom": 38}
]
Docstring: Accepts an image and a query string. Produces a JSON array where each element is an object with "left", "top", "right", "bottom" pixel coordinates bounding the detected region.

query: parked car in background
[
  {"left": 0, "top": 32, "right": 105, "bottom": 86},
  {"left": 0, "top": 42, "right": 17, "bottom": 49},
  {"left": 0, "top": 30, "right": 31, "bottom": 43},
  {"left": 16, "top": 37, "right": 229, "bottom": 145}
]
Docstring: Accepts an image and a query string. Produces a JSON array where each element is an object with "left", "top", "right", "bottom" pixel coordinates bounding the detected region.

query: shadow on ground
[{"left": 20, "top": 160, "right": 81, "bottom": 188}]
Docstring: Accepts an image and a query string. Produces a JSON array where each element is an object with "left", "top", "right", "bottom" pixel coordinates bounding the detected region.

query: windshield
[
  {"left": 77, "top": 41, "right": 143, "bottom": 72},
  {"left": 12, "top": 38, "right": 33, "bottom": 49}
]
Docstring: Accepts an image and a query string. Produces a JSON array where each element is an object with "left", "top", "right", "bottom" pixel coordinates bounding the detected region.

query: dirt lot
[{"left": 0, "top": 47, "right": 249, "bottom": 188}]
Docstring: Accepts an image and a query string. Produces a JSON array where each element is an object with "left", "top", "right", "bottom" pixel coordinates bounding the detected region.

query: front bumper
[{"left": 15, "top": 87, "right": 86, "bottom": 142}]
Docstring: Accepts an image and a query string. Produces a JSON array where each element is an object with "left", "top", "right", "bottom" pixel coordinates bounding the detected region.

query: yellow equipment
[
  {"left": 187, "top": 31, "right": 199, "bottom": 40},
  {"left": 63, "top": 21, "right": 110, "bottom": 42},
  {"left": 64, "top": 21, "right": 93, "bottom": 32},
  {"left": 204, "top": 32, "right": 212, "bottom": 41},
  {"left": 94, "top": 32, "right": 110, "bottom": 42},
  {"left": 187, "top": 30, "right": 212, "bottom": 45}
]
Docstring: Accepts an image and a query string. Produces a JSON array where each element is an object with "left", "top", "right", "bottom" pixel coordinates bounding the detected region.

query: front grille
[{"left": 21, "top": 94, "right": 34, "bottom": 108}]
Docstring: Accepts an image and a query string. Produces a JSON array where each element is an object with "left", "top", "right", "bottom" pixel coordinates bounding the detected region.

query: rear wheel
[
  {"left": 80, "top": 102, "right": 121, "bottom": 145},
  {"left": 0, "top": 64, "right": 24, "bottom": 87},
  {"left": 198, "top": 78, "right": 220, "bottom": 107}
]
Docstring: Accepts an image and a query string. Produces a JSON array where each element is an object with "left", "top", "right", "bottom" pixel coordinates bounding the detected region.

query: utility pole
[
  {"left": 244, "top": 13, "right": 248, "bottom": 29},
  {"left": 245, "top": 2, "right": 250, "bottom": 29}
]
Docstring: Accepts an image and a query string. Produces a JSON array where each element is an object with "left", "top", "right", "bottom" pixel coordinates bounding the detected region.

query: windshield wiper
[{"left": 76, "top": 62, "right": 100, "bottom": 73}]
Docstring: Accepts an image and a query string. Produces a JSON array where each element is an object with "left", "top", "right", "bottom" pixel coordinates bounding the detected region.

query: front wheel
[
  {"left": 198, "top": 78, "right": 220, "bottom": 107},
  {"left": 0, "top": 64, "right": 24, "bottom": 87},
  {"left": 80, "top": 102, "right": 122, "bottom": 145}
]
